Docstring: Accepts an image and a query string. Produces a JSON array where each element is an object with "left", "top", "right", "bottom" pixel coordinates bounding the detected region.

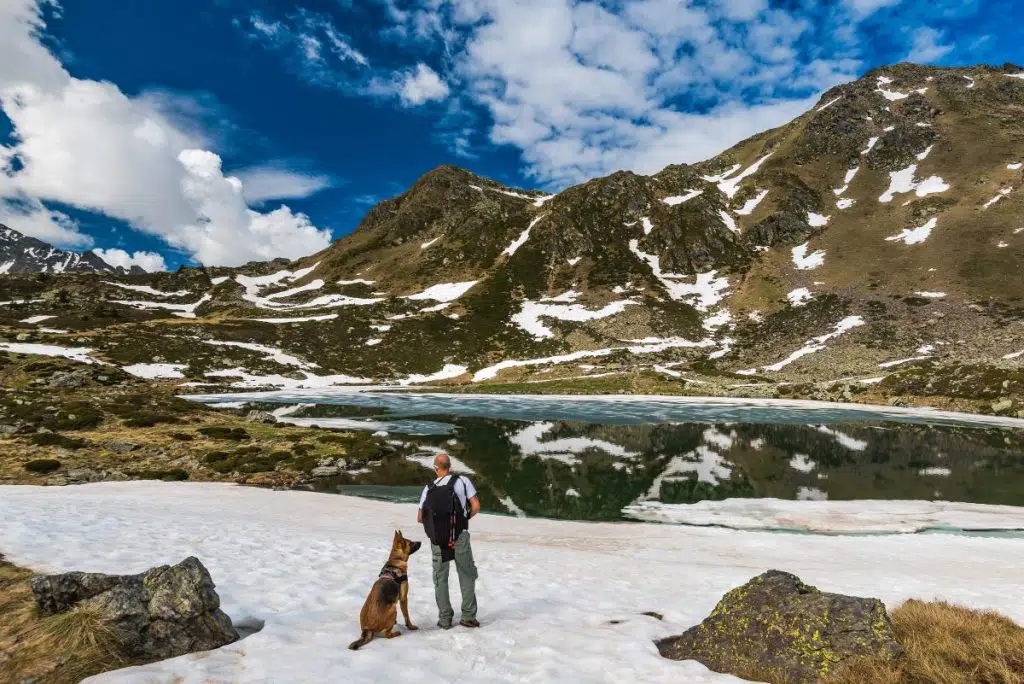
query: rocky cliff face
[{"left": 1, "top": 63, "right": 1022, "bottom": 414}]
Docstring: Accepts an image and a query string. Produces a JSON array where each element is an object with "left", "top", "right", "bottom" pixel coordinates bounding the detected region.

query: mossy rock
[
  {"left": 24, "top": 459, "right": 62, "bottom": 474},
  {"left": 655, "top": 570, "right": 905, "bottom": 683}
]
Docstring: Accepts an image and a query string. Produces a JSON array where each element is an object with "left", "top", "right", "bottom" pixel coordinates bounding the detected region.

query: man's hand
[{"left": 417, "top": 508, "right": 423, "bottom": 524}]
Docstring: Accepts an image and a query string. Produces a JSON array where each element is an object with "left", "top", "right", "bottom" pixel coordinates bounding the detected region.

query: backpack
[{"left": 421, "top": 474, "right": 468, "bottom": 549}]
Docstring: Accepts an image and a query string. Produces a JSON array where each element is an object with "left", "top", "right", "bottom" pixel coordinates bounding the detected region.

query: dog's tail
[{"left": 348, "top": 630, "right": 373, "bottom": 651}]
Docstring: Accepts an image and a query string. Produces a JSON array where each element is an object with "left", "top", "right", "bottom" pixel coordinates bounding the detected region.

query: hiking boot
[
  {"left": 459, "top": 618, "right": 480, "bottom": 628},
  {"left": 437, "top": 620, "right": 452, "bottom": 630}
]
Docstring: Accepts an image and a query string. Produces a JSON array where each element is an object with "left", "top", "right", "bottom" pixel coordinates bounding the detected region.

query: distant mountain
[
  {"left": 1, "top": 63, "right": 1022, "bottom": 416},
  {"left": 0, "top": 224, "right": 141, "bottom": 275}
]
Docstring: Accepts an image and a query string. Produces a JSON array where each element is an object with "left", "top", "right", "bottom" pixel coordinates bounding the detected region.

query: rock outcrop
[
  {"left": 29, "top": 556, "right": 238, "bottom": 661},
  {"left": 655, "top": 570, "right": 904, "bottom": 683}
]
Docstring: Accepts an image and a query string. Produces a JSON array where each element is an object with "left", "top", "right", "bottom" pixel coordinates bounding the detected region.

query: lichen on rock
[{"left": 655, "top": 570, "right": 904, "bottom": 683}]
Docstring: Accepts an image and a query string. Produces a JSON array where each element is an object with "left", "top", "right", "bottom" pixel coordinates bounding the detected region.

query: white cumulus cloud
[
  {"left": 0, "top": 197, "right": 91, "bottom": 248},
  {"left": 0, "top": 0, "right": 333, "bottom": 266},
  {"left": 398, "top": 64, "right": 450, "bottom": 106},
  {"left": 233, "top": 165, "right": 334, "bottom": 204},
  {"left": 907, "top": 27, "right": 953, "bottom": 64},
  {"left": 92, "top": 248, "right": 167, "bottom": 273}
]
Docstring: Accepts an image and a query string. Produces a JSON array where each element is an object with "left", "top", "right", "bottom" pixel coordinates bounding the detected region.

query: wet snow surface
[{"left": 0, "top": 482, "right": 1021, "bottom": 683}]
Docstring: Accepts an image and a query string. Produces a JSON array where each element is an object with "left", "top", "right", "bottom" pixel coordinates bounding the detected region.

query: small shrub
[
  {"left": 132, "top": 468, "right": 189, "bottom": 481},
  {"left": 29, "top": 433, "right": 87, "bottom": 450},
  {"left": 207, "top": 459, "right": 238, "bottom": 474},
  {"left": 269, "top": 450, "right": 293, "bottom": 461},
  {"left": 24, "top": 459, "right": 61, "bottom": 474},
  {"left": 123, "top": 413, "right": 180, "bottom": 428},
  {"left": 233, "top": 445, "right": 263, "bottom": 456},
  {"left": 203, "top": 451, "right": 230, "bottom": 464},
  {"left": 198, "top": 426, "right": 250, "bottom": 441},
  {"left": 292, "top": 442, "right": 313, "bottom": 455},
  {"left": 169, "top": 432, "right": 194, "bottom": 441},
  {"left": 316, "top": 434, "right": 348, "bottom": 444}
]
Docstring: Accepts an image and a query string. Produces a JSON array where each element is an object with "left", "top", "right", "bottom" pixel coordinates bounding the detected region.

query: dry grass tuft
[
  {"left": 0, "top": 555, "right": 125, "bottom": 683},
  {"left": 829, "top": 599, "right": 1024, "bottom": 684}
]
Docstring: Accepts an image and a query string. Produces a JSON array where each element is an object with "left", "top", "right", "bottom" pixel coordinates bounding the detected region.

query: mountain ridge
[
  {"left": 0, "top": 224, "right": 143, "bottom": 275},
  {"left": 0, "top": 62, "right": 1022, "bottom": 417}
]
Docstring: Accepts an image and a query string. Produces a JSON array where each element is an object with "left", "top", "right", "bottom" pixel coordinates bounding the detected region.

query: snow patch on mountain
[
  {"left": 792, "top": 243, "right": 826, "bottom": 270},
  {"left": 879, "top": 163, "right": 949, "bottom": 203},
  {"left": 123, "top": 363, "right": 188, "bottom": 379},
  {"left": 738, "top": 316, "right": 865, "bottom": 374},
  {"left": 0, "top": 342, "right": 100, "bottom": 364},
  {"left": 662, "top": 189, "right": 703, "bottom": 206},
  {"left": 735, "top": 189, "right": 768, "bottom": 216},
  {"left": 886, "top": 218, "right": 937, "bottom": 245},
  {"left": 404, "top": 281, "right": 478, "bottom": 302},
  {"left": 112, "top": 294, "right": 213, "bottom": 319},
  {"left": 513, "top": 297, "right": 635, "bottom": 340}
]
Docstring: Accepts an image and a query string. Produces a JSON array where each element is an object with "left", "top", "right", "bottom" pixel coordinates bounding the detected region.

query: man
[{"left": 417, "top": 452, "right": 481, "bottom": 629}]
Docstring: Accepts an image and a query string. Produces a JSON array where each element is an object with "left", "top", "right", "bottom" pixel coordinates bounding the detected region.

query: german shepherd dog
[{"left": 348, "top": 530, "right": 422, "bottom": 650}]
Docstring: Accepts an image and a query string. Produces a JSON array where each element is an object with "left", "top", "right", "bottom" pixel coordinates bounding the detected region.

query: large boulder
[
  {"left": 656, "top": 570, "right": 904, "bottom": 683},
  {"left": 29, "top": 556, "right": 239, "bottom": 661}
]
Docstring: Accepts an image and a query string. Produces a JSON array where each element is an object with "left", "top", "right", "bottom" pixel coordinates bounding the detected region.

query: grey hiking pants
[{"left": 431, "top": 530, "right": 477, "bottom": 624}]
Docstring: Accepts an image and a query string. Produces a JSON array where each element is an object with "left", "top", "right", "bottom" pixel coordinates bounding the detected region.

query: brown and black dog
[{"left": 348, "top": 530, "right": 422, "bottom": 650}]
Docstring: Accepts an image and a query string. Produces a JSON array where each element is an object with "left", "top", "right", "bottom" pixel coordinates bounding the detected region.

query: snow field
[{"left": 17, "top": 482, "right": 1019, "bottom": 683}]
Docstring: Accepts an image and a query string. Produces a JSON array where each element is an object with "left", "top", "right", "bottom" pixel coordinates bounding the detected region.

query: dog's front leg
[{"left": 400, "top": 582, "right": 418, "bottom": 630}]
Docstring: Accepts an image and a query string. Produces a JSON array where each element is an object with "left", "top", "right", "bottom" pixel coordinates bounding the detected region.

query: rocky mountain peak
[{"left": 0, "top": 224, "right": 129, "bottom": 275}]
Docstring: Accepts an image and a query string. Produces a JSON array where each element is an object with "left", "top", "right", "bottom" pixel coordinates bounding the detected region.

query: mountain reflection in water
[{"left": 255, "top": 402, "right": 1024, "bottom": 521}]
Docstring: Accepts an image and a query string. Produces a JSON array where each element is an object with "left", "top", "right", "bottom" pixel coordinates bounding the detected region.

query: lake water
[{"left": 188, "top": 392, "right": 1024, "bottom": 523}]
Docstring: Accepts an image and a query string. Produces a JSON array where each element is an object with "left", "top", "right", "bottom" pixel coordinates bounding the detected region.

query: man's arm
[
  {"left": 417, "top": 508, "right": 423, "bottom": 523},
  {"left": 468, "top": 495, "right": 481, "bottom": 518}
]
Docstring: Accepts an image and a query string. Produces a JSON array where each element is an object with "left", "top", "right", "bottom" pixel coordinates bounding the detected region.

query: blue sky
[{"left": 0, "top": 0, "right": 1020, "bottom": 271}]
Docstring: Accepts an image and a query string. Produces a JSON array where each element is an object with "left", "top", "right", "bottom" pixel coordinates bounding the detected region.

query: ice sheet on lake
[
  {"left": 273, "top": 414, "right": 453, "bottom": 435},
  {"left": 183, "top": 391, "right": 1024, "bottom": 430},
  {"left": 623, "top": 498, "right": 1024, "bottom": 533}
]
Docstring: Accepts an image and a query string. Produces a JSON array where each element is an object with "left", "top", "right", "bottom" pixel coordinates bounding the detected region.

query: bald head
[{"left": 433, "top": 453, "right": 451, "bottom": 474}]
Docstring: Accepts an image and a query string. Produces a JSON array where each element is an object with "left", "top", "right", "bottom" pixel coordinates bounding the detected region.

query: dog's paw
[{"left": 406, "top": 623, "right": 419, "bottom": 631}]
